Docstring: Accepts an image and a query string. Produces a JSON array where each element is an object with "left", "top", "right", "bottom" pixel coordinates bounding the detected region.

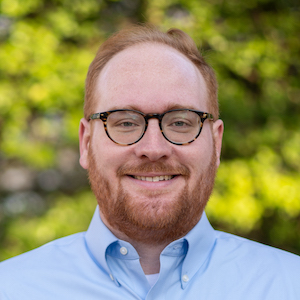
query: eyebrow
[{"left": 108, "top": 103, "right": 199, "bottom": 112}]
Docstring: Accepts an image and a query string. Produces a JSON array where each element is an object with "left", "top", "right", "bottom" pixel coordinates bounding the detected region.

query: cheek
[
  {"left": 90, "top": 135, "right": 131, "bottom": 175},
  {"left": 177, "top": 141, "right": 213, "bottom": 175},
  {"left": 90, "top": 126, "right": 114, "bottom": 166}
]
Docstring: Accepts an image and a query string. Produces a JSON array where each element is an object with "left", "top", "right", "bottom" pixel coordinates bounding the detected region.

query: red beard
[{"left": 88, "top": 150, "right": 217, "bottom": 245}]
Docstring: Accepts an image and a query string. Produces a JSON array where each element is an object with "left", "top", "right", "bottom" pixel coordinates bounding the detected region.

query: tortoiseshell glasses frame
[{"left": 89, "top": 109, "right": 214, "bottom": 146}]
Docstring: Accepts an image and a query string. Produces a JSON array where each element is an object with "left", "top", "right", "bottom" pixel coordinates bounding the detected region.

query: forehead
[{"left": 95, "top": 43, "right": 208, "bottom": 113}]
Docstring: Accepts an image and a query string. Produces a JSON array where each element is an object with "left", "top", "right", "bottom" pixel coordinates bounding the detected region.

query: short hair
[{"left": 84, "top": 24, "right": 219, "bottom": 120}]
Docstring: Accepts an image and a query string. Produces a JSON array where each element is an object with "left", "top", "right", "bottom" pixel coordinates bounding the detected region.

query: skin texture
[{"left": 79, "top": 42, "right": 224, "bottom": 274}]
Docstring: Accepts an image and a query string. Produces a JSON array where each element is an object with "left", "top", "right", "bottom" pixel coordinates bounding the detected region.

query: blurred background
[{"left": 0, "top": 0, "right": 299, "bottom": 261}]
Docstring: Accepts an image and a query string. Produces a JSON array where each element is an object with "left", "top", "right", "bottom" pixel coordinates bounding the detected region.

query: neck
[{"left": 129, "top": 239, "right": 168, "bottom": 275}]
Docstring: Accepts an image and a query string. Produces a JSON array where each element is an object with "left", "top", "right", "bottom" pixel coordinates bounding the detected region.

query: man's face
[{"left": 79, "top": 43, "right": 223, "bottom": 245}]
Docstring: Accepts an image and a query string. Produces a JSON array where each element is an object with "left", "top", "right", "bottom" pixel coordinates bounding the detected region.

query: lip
[
  {"left": 130, "top": 174, "right": 175, "bottom": 182},
  {"left": 125, "top": 174, "right": 180, "bottom": 189},
  {"left": 128, "top": 172, "right": 178, "bottom": 177}
]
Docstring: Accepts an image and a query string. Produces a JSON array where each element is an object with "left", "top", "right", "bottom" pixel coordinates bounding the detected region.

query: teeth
[{"left": 134, "top": 175, "right": 173, "bottom": 182}]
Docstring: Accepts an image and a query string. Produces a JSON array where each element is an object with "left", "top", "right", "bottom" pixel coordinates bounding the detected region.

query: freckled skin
[{"left": 79, "top": 42, "right": 224, "bottom": 245}]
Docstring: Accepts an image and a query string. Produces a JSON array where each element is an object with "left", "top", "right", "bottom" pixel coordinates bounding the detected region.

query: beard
[{"left": 88, "top": 148, "right": 217, "bottom": 245}]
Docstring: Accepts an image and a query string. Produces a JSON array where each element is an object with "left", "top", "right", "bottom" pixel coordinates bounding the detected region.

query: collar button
[{"left": 120, "top": 246, "right": 128, "bottom": 255}]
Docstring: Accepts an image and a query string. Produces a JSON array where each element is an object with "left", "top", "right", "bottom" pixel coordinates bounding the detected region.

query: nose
[{"left": 133, "top": 119, "right": 173, "bottom": 161}]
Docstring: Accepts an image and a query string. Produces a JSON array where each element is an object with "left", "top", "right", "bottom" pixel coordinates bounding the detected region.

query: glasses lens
[
  {"left": 162, "top": 110, "right": 202, "bottom": 144},
  {"left": 106, "top": 111, "right": 145, "bottom": 145}
]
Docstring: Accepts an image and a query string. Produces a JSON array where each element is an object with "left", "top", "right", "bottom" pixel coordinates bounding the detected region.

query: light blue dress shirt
[{"left": 1, "top": 207, "right": 300, "bottom": 299}]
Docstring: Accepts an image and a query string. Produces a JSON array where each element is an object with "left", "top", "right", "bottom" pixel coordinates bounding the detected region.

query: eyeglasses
[{"left": 89, "top": 109, "right": 214, "bottom": 146}]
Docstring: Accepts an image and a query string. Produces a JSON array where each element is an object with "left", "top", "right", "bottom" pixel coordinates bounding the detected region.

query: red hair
[{"left": 84, "top": 24, "right": 219, "bottom": 120}]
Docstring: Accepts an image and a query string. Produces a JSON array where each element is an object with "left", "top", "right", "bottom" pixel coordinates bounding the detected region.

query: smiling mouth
[{"left": 131, "top": 175, "right": 175, "bottom": 182}]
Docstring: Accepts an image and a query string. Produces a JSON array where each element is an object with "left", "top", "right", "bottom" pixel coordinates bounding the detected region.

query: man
[{"left": 0, "top": 25, "right": 299, "bottom": 300}]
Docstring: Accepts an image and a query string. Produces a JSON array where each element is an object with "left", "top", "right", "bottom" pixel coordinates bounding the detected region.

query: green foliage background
[{"left": 0, "top": 0, "right": 299, "bottom": 261}]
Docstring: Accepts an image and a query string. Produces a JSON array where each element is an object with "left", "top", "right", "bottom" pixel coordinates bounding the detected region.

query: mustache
[{"left": 117, "top": 161, "right": 190, "bottom": 176}]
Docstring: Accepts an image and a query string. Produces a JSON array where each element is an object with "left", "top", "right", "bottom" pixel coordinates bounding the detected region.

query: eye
[
  {"left": 168, "top": 118, "right": 192, "bottom": 128},
  {"left": 118, "top": 121, "right": 138, "bottom": 127},
  {"left": 171, "top": 120, "right": 191, "bottom": 127},
  {"left": 110, "top": 118, "right": 143, "bottom": 133}
]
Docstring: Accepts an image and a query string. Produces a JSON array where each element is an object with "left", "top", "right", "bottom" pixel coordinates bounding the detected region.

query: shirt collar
[
  {"left": 180, "top": 212, "right": 216, "bottom": 288},
  {"left": 85, "top": 206, "right": 118, "bottom": 275},
  {"left": 85, "top": 206, "right": 216, "bottom": 284}
]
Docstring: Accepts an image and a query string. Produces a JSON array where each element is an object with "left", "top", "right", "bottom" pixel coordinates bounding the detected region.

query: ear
[
  {"left": 79, "top": 118, "right": 91, "bottom": 169},
  {"left": 212, "top": 119, "right": 224, "bottom": 167}
]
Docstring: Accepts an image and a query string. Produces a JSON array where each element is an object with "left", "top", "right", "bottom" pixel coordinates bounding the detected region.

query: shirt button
[
  {"left": 182, "top": 274, "right": 189, "bottom": 282},
  {"left": 120, "top": 246, "right": 128, "bottom": 255},
  {"left": 109, "top": 274, "right": 114, "bottom": 281}
]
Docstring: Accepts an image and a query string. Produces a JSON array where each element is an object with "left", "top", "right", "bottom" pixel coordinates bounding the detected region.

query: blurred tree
[{"left": 0, "top": 0, "right": 299, "bottom": 261}]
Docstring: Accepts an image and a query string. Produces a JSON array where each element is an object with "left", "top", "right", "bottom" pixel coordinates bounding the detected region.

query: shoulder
[
  {"left": 214, "top": 230, "right": 300, "bottom": 274},
  {"left": 0, "top": 232, "right": 87, "bottom": 275},
  {"left": 194, "top": 231, "right": 300, "bottom": 299},
  {"left": 0, "top": 232, "right": 110, "bottom": 299}
]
